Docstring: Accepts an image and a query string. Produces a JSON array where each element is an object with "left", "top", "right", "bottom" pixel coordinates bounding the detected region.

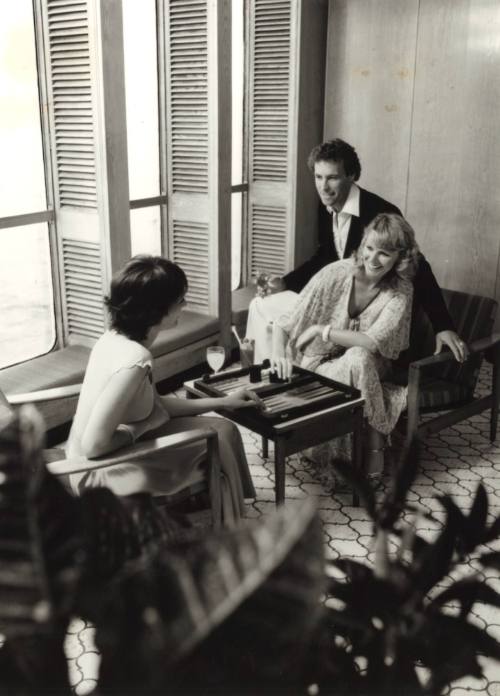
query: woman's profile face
[
  {"left": 158, "top": 294, "right": 187, "bottom": 330},
  {"left": 361, "top": 231, "right": 400, "bottom": 282}
]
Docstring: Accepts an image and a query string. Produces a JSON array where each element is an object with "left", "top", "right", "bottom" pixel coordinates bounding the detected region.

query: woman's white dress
[{"left": 66, "top": 331, "right": 255, "bottom": 526}]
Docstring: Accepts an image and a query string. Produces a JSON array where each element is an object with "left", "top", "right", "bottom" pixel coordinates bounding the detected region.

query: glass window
[
  {"left": 0, "top": 1, "right": 47, "bottom": 217},
  {"left": 0, "top": 224, "right": 56, "bottom": 369},
  {"left": 122, "top": 0, "right": 160, "bottom": 200},
  {"left": 130, "top": 206, "right": 162, "bottom": 256},
  {"left": 231, "top": 0, "right": 244, "bottom": 290}
]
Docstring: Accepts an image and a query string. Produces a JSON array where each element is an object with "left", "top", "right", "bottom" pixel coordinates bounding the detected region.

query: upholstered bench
[{"left": 0, "top": 310, "right": 220, "bottom": 429}]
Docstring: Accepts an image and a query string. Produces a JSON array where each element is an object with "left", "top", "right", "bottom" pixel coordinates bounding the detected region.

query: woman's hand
[
  {"left": 434, "top": 330, "right": 469, "bottom": 363},
  {"left": 223, "top": 388, "right": 265, "bottom": 411},
  {"left": 270, "top": 356, "right": 293, "bottom": 381},
  {"left": 296, "top": 324, "right": 323, "bottom": 352}
]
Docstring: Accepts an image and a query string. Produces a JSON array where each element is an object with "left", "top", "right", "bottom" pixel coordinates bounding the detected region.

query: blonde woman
[{"left": 271, "top": 214, "right": 419, "bottom": 487}]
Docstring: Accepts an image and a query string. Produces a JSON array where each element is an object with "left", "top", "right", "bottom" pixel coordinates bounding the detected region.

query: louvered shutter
[
  {"left": 39, "top": 0, "right": 130, "bottom": 346},
  {"left": 245, "top": 0, "right": 326, "bottom": 285},
  {"left": 164, "top": 0, "right": 231, "bottom": 335},
  {"left": 246, "top": 0, "right": 298, "bottom": 280}
]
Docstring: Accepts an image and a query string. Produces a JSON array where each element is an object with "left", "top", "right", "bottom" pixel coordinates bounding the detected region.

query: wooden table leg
[
  {"left": 262, "top": 436, "right": 269, "bottom": 459},
  {"left": 351, "top": 406, "right": 364, "bottom": 507},
  {"left": 274, "top": 438, "right": 286, "bottom": 506}
]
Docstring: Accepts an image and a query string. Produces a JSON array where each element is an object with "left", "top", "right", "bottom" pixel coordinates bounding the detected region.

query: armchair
[
  {"left": 2, "top": 385, "right": 222, "bottom": 528},
  {"left": 401, "top": 289, "right": 500, "bottom": 444}
]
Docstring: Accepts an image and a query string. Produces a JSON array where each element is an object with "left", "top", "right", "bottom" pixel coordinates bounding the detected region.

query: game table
[{"left": 184, "top": 362, "right": 365, "bottom": 506}]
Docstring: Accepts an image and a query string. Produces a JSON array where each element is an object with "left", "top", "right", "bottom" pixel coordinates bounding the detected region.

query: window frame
[{"left": 0, "top": 0, "right": 64, "bottom": 370}]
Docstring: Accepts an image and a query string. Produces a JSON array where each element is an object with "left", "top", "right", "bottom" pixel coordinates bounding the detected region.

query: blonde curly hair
[{"left": 353, "top": 213, "right": 420, "bottom": 281}]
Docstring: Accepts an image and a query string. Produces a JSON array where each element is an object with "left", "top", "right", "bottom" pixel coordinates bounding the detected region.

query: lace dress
[{"left": 276, "top": 259, "right": 413, "bottom": 436}]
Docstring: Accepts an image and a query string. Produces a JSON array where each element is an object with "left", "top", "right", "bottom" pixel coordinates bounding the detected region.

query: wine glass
[{"left": 206, "top": 345, "right": 225, "bottom": 375}]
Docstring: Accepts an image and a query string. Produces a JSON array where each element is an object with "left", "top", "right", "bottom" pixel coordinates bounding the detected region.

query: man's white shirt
[{"left": 327, "top": 183, "right": 360, "bottom": 259}]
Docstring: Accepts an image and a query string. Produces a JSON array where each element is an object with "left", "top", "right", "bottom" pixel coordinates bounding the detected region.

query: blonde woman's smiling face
[{"left": 361, "top": 232, "right": 399, "bottom": 281}]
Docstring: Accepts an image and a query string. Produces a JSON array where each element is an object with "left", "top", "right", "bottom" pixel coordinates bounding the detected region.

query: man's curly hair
[{"left": 307, "top": 139, "right": 362, "bottom": 180}]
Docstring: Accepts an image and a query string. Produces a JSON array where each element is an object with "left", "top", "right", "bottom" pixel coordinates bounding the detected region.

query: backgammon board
[{"left": 193, "top": 362, "right": 360, "bottom": 424}]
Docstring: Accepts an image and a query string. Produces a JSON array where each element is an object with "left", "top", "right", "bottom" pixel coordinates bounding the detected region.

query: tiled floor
[{"left": 66, "top": 363, "right": 500, "bottom": 694}]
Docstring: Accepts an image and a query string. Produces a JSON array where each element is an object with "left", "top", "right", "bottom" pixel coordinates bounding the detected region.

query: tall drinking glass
[{"left": 206, "top": 345, "right": 225, "bottom": 374}]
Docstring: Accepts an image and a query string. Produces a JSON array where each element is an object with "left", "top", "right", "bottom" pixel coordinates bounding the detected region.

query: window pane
[
  {"left": 231, "top": 0, "right": 244, "bottom": 289},
  {"left": 0, "top": 224, "right": 56, "bottom": 369},
  {"left": 122, "top": 0, "right": 160, "bottom": 200},
  {"left": 130, "top": 206, "right": 162, "bottom": 256},
  {"left": 0, "top": 1, "right": 47, "bottom": 217}
]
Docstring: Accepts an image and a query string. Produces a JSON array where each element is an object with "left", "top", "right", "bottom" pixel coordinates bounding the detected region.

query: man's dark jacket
[{"left": 283, "top": 187, "right": 454, "bottom": 334}]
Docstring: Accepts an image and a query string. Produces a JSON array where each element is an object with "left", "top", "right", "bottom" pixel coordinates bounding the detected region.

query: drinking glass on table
[{"left": 206, "top": 345, "right": 226, "bottom": 374}]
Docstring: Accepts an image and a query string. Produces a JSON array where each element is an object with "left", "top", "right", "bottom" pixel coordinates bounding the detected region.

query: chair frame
[
  {"left": 5, "top": 385, "right": 222, "bottom": 529},
  {"left": 406, "top": 333, "right": 500, "bottom": 444}
]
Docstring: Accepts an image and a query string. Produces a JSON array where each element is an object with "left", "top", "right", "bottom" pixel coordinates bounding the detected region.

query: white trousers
[{"left": 245, "top": 290, "right": 299, "bottom": 362}]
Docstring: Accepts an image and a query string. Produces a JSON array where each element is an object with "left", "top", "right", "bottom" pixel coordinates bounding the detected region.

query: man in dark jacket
[{"left": 245, "top": 139, "right": 467, "bottom": 363}]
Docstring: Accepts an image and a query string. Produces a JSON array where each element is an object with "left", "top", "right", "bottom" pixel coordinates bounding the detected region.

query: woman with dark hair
[
  {"left": 271, "top": 214, "right": 419, "bottom": 486},
  {"left": 66, "top": 255, "right": 258, "bottom": 525}
]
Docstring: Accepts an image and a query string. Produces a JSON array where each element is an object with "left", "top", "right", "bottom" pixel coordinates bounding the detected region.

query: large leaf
[
  {"left": 379, "top": 437, "right": 421, "bottom": 529},
  {"left": 0, "top": 406, "right": 81, "bottom": 693},
  {"left": 483, "top": 514, "right": 500, "bottom": 544},
  {"left": 459, "top": 483, "right": 489, "bottom": 555},
  {"left": 432, "top": 577, "right": 500, "bottom": 618},
  {"left": 419, "top": 613, "right": 500, "bottom": 692},
  {"left": 94, "top": 499, "right": 327, "bottom": 693},
  {"left": 410, "top": 499, "right": 460, "bottom": 596},
  {"left": 330, "top": 458, "right": 376, "bottom": 519},
  {"left": 479, "top": 550, "right": 500, "bottom": 571},
  {"left": 0, "top": 406, "right": 82, "bottom": 637}
]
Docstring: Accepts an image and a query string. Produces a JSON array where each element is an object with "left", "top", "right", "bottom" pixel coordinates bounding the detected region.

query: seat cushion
[
  {"left": 0, "top": 344, "right": 91, "bottom": 396},
  {"left": 150, "top": 310, "right": 219, "bottom": 357}
]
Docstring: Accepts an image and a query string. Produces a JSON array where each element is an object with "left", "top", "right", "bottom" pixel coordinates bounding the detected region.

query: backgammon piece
[
  {"left": 269, "top": 370, "right": 286, "bottom": 384},
  {"left": 249, "top": 364, "right": 261, "bottom": 383}
]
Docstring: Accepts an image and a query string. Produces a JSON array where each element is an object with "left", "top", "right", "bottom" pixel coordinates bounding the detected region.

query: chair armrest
[
  {"left": 7, "top": 384, "right": 82, "bottom": 405},
  {"left": 47, "top": 427, "right": 217, "bottom": 476},
  {"left": 409, "top": 333, "right": 500, "bottom": 371}
]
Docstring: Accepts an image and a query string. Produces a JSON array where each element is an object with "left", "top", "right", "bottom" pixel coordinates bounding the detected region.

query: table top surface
[{"left": 184, "top": 363, "right": 364, "bottom": 435}]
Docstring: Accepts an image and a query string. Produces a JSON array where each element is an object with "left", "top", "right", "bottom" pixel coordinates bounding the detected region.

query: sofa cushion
[{"left": 150, "top": 311, "right": 219, "bottom": 358}]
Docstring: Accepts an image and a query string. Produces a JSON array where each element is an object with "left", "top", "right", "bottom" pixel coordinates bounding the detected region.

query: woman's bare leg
[{"left": 364, "top": 424, "right": 385, "bottom": 476}]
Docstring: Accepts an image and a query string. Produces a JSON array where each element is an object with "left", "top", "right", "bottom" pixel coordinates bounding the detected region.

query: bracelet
[
  {"left": 117, "top": 423, "right": 136, "bottom": 444},
  {"left": 322, "top": 324, "right": 331, "bottom": 343}
]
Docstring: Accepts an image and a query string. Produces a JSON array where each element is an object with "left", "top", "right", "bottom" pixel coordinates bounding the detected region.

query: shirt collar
[{"left": 326, "top": 183, "right": 360, "bottom": 217}]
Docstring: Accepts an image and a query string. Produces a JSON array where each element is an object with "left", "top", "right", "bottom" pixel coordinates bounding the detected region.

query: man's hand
[
  {"left": 296, "top": 325, "right": 323, "bottom": 352},
  {"left": 255, "top": 273, "right": 286, "bottom": 298},
  {"left": 434, "top": 330, "right": 469, "bottom": 363},
  {"left": 223, "top": 388, "right": 264, "bottom": 411}
]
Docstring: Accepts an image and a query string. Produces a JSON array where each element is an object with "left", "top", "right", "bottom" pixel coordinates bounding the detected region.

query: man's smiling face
[{"left": 314, "top": 159, "right": 354, "bottom": 212}]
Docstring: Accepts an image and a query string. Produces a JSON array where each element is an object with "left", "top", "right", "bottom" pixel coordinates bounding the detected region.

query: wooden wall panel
[
  {"left": 324, "top": 0, "right": 418, "bottom": 209},
  {"left": 292, "top": 0, "right": 328, "bottom": 268},
  {"left": 406, "top": 0, "right": 500, "bottom": 297}
]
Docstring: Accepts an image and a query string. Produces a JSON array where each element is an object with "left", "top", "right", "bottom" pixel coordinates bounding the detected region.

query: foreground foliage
[{"left": 0, "top": 408, "right": 499, "bottom": 694}]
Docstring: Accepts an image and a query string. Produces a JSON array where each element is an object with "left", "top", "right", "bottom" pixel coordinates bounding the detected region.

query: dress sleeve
[
  {"left": 364, "top": 282, "right": 413, "bottom": 360},
  {"left": 276, "top": 262, "right": 347, "bottom": 342}
]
